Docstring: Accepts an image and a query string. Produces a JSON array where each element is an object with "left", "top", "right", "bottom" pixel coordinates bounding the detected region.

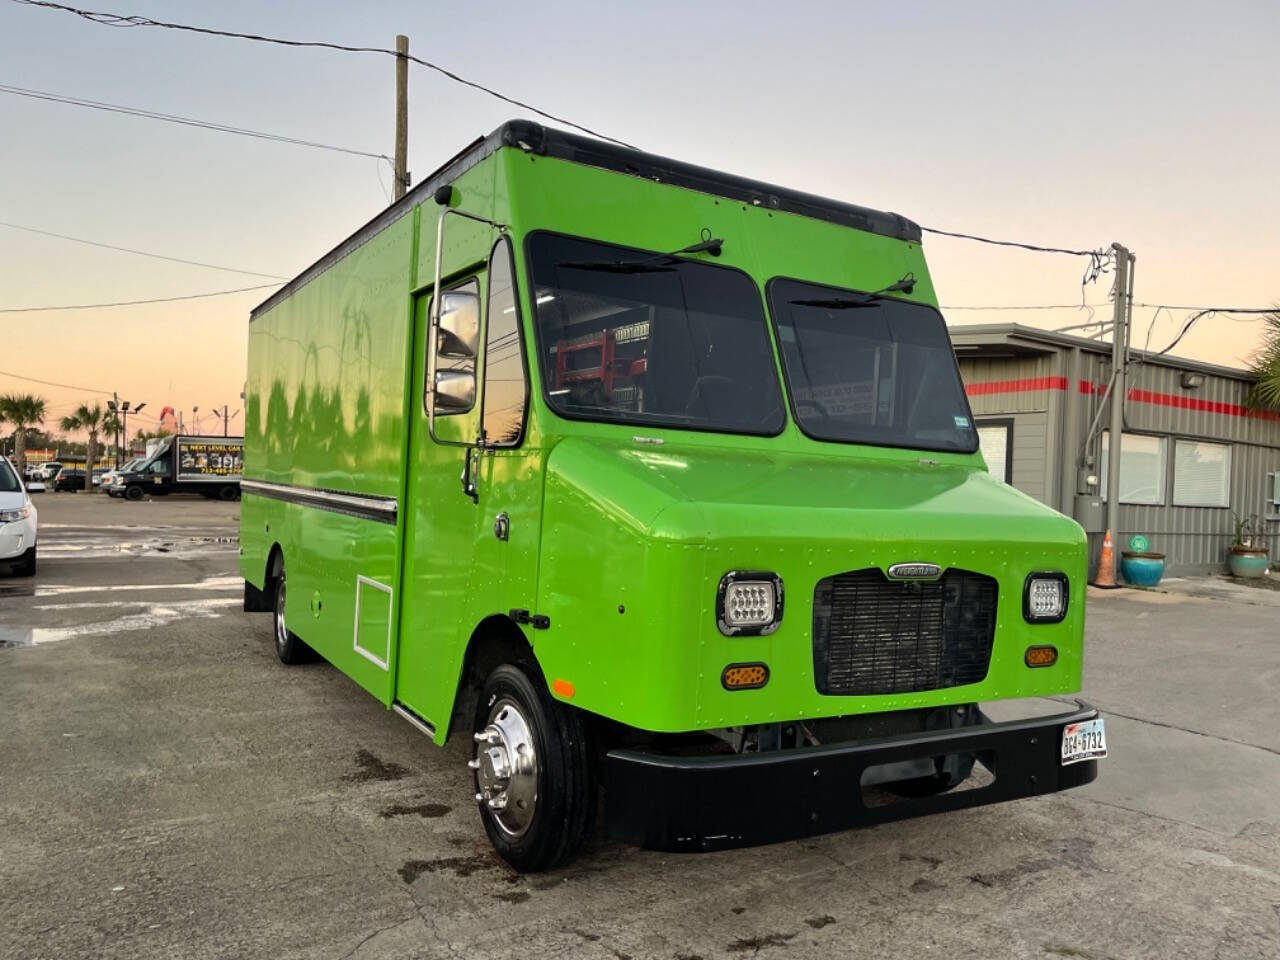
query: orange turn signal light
[
  {"left": 552, "top": 678, "right": 575, "bottom": 699},
  {"left": 1024, "top": 645, "right": 1058, "bottom": 668},
  {"left": 721, "top": 663, "right": 769, "bottom": 690}
]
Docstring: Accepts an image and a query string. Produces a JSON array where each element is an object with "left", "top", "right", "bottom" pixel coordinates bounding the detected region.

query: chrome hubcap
[
  {"left": 471, "top": 697, "right": 538, "bottom": 836},
  {"left": 274, "top": 577, "right": 287, "bottom": 650}
]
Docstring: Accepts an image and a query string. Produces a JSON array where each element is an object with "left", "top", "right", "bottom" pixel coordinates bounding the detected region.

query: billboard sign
[{"left": 176, "top": 438, "right": 244, "bottom": 482}]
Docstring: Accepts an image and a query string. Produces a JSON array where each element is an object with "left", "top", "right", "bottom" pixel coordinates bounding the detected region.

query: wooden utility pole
[
  {"left": 394, "top": 34, "right": 409, "bottom": 201},
  {"left": 1103, "top": 243, "right": 1135, "bottom": 583}
]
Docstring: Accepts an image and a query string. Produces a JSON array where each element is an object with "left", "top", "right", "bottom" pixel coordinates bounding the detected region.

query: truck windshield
[
  {"left": 767, "top": 278, "right": 978, "bottom": 453},
  {"left": 527, "top": 233, "right": 785, "bottom": 435}
]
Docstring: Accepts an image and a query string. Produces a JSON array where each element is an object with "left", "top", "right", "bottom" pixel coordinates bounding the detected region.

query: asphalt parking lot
[{"left": 2, "top": 494, "right": 1278, "bottom": 960}]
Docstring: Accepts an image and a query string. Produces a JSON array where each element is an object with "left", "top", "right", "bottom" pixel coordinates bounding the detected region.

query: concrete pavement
[{"left": 1, "top": 494, "right": 1277, "bottom": 959}]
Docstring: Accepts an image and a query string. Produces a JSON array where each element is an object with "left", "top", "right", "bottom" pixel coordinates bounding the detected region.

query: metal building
[{"left": 951, "top": 323, "right": 1280, "bottom": 576}]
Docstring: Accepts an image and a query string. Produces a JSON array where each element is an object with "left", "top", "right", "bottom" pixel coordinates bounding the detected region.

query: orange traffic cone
[{"left": 1094, "top": 529, "right": 1118, "bottom": 588}]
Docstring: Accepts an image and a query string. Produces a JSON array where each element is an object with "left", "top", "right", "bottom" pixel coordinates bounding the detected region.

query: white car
[{"left": 0, "top": 456, "right": 37, "bottom": 576}]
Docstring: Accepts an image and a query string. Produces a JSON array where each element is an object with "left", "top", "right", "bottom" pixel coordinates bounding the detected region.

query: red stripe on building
[
  {"left": 964, "top": 376, "right": 1067, "bottom": 397},
  {"left": 1127, "top": 388, "right": 1280, "bottom": 422},
  {"left": 964, "top": 376, "right": 1280, "bottom": 422}
]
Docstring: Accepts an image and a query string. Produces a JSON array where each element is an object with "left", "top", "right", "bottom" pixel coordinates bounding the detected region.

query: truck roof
[{"left": 252, "top": 119, "right": 920, "bottom": 320}]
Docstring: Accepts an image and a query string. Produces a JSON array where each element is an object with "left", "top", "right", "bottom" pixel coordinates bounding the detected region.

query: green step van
[{"left": 240, "top": 121, "right": 1105, "bottom": 872}]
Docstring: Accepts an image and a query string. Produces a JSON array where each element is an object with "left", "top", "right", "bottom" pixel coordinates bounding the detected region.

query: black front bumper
[{"left": 603, "top": 700, "right": 1100, "bottom": 852}]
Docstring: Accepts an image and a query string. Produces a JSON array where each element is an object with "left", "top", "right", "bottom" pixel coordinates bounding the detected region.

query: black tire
[
  {"left": 272, "top": 563, "right": 313, "bottom": 665},
  {"left": 218, "top": 485, "right": 238, "bottom": 502},
  {"left": 13, "top": 546, "right": 35, "bottom": 577},
  {"left": 124, "top": 485, "right": 144, "bottom": 502},
  {"left": 472, "top": 662, "right": 596, "bottom": 872}
]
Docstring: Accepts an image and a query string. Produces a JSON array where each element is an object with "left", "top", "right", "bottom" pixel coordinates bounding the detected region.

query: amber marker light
[
  {"left": 1024, "top": 645, "right": 1058, "bottom": 668},
  {"left": 552, "top": 678, "right": 575, "bottom": 698},
  {"left": 721, "top": 663, "right": 769, "bottom": 690}
]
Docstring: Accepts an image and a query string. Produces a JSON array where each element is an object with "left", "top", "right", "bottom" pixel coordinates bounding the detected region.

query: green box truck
[{"left": 240, "top": 120, "right": 1105, "bottom": 872}]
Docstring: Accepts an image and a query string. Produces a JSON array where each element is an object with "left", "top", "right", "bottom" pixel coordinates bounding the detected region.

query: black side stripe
[{"left": 240, "top": 479, "right": 397, "bottom": 525}]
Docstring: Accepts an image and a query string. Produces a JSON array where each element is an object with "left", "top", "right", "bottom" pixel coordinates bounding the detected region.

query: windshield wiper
[
  {"left": 558, "top": 236, "right": 724, "bottom": 274},
  {"left": 789, "top": 273, "right": 916, "bottom": 309}
]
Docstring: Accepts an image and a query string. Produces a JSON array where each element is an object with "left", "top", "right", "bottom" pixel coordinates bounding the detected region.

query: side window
[
  {"left": 424, "top": 276, "right": 482, "bottom": 417},
  {"left": 150, "top": 460, "right": 170, "bottom": 475},
  {"left": 482, "top": 238, "right": 529, "bottom": 446}
]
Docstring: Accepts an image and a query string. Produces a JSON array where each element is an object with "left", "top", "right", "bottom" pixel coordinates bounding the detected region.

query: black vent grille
[{"left": 813, "top": 568, "right": 998, "bottom": 696}]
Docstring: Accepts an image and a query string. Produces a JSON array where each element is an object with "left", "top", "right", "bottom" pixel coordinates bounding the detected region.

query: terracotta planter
[{"left": 1227, "top": 547, "right": 1269, "bottom": 579}]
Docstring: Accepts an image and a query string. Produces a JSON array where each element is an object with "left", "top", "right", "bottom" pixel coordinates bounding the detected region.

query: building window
[
  {"left": 1173, "top": 440, "right": 1231, "bottom": 507},
  {"left": 1100, "top": 432, "right": 1165, "bottom": 505},
  {"left": 976, "top": 420, "right": 1013, "bottom": 483}
]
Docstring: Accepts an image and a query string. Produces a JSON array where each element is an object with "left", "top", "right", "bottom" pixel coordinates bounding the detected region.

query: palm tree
[
  {"left": 102, "top": 409, "right": 123, "bottom": 467},
  {"left": 0, "top": 393, "right": 47, "bottom": 474},
  {"left": 60, "top": 403, "right": 106, "bottom": 492},
  {"left": 1247, "top": 310, "right": 1280, "bottom": 410}
]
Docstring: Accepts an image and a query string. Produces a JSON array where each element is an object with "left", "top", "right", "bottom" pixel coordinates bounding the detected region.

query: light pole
[
  {"left": 109, "top": 398, "right": 145, "bottom": 467},
  {"left": 210, "top": 404, "right": 241, "bottom": 437}
]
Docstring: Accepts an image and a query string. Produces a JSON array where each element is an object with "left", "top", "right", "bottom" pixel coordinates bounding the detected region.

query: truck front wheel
[
  {"left": 124, "top": 486, "right": 143, "bottom": 502},
  {"left": 472, "top": 662, "right": 596, "bottom": 872}
]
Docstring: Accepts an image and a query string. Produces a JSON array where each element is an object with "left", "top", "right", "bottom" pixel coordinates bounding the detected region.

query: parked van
[{"left": 240, "top": 121, "right": 1104, "bottom": 872}]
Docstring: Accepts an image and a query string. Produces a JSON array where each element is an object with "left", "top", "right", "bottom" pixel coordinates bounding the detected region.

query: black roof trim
[{"left": 252, "top": 120, "right": 920, "bottom": 320}]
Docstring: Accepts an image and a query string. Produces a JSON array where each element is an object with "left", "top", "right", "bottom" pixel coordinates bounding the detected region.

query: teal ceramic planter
[
  {"left": 1227, "top": 549, "right": 1269, "bottom": 579},
  {"left": 1120, "top": 551, "right": 1165, "bottom": 587}
]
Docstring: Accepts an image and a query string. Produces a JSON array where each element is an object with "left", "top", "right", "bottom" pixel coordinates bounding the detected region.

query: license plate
[{"left": 1061, "top": 718, "right": 1107, "bottom": 765}]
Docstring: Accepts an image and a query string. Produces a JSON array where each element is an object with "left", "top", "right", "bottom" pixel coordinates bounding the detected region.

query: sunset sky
[{"left": 2, "top": 0, "right": 1277, "bottom": 441}]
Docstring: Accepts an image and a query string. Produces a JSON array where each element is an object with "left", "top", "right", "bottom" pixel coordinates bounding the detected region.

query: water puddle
[
  {"left": 0, "top": 597, "right": 239, "bottom": 649},
  {"left": 39, "top": 536, "right": 239, "bottom": 559},
  {"left": 35, "top": 575, "right": 241, "bottom": 598}
]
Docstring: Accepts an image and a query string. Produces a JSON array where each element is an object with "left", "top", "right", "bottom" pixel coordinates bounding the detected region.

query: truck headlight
[
  {"left": 717, "top": 571, "right": 784, "bottom": 636},
  {"left": 0, "top": 505, "right": 32, "bottom": 523},
  {"left": 1023, "top": 572, "right": 1068, "bottom": 623}
]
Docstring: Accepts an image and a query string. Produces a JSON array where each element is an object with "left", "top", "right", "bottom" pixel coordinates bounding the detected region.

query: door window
[{"left": 483, "top": 238, "right": 529, "bottom": 446}]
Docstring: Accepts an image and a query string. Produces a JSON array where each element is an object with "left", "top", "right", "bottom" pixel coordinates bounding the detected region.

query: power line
[
  {"left": 0, "top": 368, "right": 113, "bottom": 394},
  {"left": 0, "top": 282, "right": 280, "bottom": 313},
  {"left": 11, "top": 0, "right": 636, "bottom": 149},
  {"left": 1133, "top": 302, "right": 1275, "bottom": 314},
  {"left": 920, "top": 226, "right": 1113, "bottom": 291},
  {"left": 943, "top": 303, "right": 1107, "bottom": 311},
  {"left": 0, "top": 82, "right": 391, "bottom": 165},
  {"left": 0, "top": 220, "right": 288, "bottom": 279},
  {"left": 1153, "top": 307, "right": 1274, "bottom": 357},
  {"left": 921, "top": 226, "right": 1103, "bottom": 259}
]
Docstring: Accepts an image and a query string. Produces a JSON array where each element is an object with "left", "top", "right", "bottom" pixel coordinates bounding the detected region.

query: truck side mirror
[
  {"left": 434, "top": 369, "right": 476, "bottom": 412},
  {"left": 437, "top": 290, "right": 480, "bottom": 359}
]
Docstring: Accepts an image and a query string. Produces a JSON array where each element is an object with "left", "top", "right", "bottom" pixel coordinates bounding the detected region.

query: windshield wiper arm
[
  {"left": 559, "top": 235, "right": 724, "bottom": 274},
  {"left": 789, "top": 273, "right": 916, "bottom": 309}
]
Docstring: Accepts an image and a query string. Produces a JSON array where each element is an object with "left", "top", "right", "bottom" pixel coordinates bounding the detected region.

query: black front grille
[{"left": 813, "top": 568, "right": 998, "bottom": 696}]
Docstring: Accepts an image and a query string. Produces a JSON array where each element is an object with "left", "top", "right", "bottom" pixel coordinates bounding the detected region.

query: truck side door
[
  {"left": 469, "top": 237, "right": 542, "bottom": 650},
  {"left": 394, "top": 271, "right": 488, "bottom": 732}
]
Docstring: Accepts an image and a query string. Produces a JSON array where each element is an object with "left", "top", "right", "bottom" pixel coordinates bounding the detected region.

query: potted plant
[
  {"left": 1120, "top": 534, "right": 1165, "bottom": 587},
  {"left": 1228, "top": 513, "right": 1270, "bottom": 579}
]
